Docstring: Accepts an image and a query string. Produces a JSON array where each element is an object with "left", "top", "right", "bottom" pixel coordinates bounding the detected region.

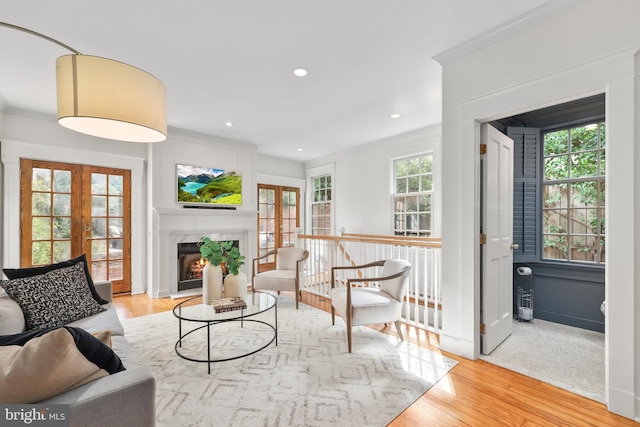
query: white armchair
[
  {"left": 252, "top": 247, "right": 309, "bottom": 309},
  {"left": 331, "top": 259, "right": 411, "bottom": 353}
]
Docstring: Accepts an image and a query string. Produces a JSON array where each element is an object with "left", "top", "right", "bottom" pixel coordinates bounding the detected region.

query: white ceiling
[{"left": 1, "top": 0, "right": 553, "bottom": 161}]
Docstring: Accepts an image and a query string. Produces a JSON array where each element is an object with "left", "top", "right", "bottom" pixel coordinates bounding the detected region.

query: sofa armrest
[
  {"left": 94, "top": 280, "right": 113, "bottom": 303},
  {"left": 41, "top": 365, "right": 155, "bottom": 427}
]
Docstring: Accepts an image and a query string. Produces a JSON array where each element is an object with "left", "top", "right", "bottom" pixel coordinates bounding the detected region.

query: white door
[{"left": 481, "top": 124, "right": 514, "bottom": 354}]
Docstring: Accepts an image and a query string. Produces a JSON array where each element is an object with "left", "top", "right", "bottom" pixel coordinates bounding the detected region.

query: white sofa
[{"left": 1, "top": 281, "right": 156, "bottom": 427}]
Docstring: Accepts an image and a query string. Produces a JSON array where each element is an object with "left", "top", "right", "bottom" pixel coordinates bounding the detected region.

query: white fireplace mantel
[{"left": 149, "top": 207, "right": 257, "bottom": 298}]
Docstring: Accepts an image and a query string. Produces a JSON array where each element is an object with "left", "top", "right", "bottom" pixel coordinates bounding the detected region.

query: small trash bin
[{"left": 516, "top": 266, "right": 533, "bottom": 322}]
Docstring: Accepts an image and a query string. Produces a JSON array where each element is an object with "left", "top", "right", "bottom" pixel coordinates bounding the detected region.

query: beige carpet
[
  {"left": 122, "top": 295, "right": 457, "bottom": 427},
  {"left": 480, "top": 318, "right": 605, "bottom": 403}
]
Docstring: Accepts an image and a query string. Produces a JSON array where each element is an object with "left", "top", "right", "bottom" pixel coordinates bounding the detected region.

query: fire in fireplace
[
  {"left": 176, "top": 241, "right": 239, "bottom": 292},
  {"left": 177, "top": 242, "right": 203, "bottom": 291}
]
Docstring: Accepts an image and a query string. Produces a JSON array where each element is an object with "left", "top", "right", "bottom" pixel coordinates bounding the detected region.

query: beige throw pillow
[{"left": 0, "top": 328, "right": 108, "bottom": 403}]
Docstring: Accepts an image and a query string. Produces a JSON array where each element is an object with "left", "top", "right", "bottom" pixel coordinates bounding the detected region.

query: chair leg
[
  {"left": 395, "top": 321, "right": 404, "bottom": 341},
  {"left": 331, "top": 306, "right": 335, "bottom": 325},
  {"left": 346, "top": 309, "right": 353, "bottom": 353}
]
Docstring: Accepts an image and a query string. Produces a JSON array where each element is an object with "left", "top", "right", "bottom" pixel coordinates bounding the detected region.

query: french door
[
  {"left": 20, "top": 159, "right": 131, "bottom": 293},
  {"left": 257, "top": 184, "right": 300, "bottom": 272}
]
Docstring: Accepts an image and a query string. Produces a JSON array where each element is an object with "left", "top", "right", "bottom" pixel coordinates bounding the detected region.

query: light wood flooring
[{"left": 112, "top": 291, "right": 638, "bottom": 426}]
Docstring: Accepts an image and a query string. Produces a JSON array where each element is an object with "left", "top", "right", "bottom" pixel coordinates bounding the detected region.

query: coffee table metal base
[
  {"left": 173, "top": 293, "right": 278, "bottom": 374},
  {"left": 175, "top": 318, "right": 277, "bottom": 374}
]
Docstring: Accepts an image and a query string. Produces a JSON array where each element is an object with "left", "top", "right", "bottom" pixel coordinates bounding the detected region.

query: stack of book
[{"left": 212, "top": 296, "right": 247, "bottom": 313}]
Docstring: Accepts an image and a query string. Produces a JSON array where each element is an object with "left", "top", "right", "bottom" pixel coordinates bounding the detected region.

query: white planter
[
  {"left": 202, "top": 263, "right": 223, "bottom": 305},
  {"left": 223, "top": 271, "right": 248, "bottom": 300}
]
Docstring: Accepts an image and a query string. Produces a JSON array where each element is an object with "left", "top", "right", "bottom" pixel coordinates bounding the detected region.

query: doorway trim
[
  {"left": 1, "top": 139, "right": 146, "bottom": 294},
  {"left": 440, "top": 48, "right": 638, "bottom": 416},
  {"left": 257, "top": 173, "right": 305, "bottom": 230}
]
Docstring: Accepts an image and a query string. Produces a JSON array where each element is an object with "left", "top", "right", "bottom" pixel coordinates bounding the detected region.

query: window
[
  {"left": 393, "top": 154, "right": 433, "bottom": 236},
  {"left": 311, "top": 175, "right": 332, "bottom": 236},
  {"left": 542, "top": 122, "right": 605, "bottom": 264}
]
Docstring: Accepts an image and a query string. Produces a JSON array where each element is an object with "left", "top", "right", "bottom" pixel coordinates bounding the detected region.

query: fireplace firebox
[{"left": 176, "top": 241, "right": 239, "bottom": 292}]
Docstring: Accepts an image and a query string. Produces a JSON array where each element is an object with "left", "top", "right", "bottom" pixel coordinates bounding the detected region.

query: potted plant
[
  {"left": 198, "top": 237, "right": 233, "bottom": 267},
  {"left": 198, "top": 237, "right": 233, "bottom": 304},
  {"left": 222, "top": 245, "right": 247, "bottom": 299}
]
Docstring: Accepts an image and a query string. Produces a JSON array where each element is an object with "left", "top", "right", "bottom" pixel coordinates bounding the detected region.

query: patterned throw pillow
[
  {"left": 0, "top": 262, "right": 106, "bottom": 331},
  {"left": 3, "top": 254, "right": 108, "bottom": 305}
]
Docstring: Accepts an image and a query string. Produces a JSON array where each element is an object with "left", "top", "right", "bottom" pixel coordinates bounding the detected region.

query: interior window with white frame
[
  {"left": 393, "top": 154, "right": 433, "bottom": 236},
  {"left": 542, "top": 121, "right": 605, "bottom": 264},
  {"left": 311, "top": 175, "right": 332, "bottom": 236}
]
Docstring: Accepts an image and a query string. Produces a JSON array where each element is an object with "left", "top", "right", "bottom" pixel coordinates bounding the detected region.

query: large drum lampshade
[{"left": 56, "top": 54, "right": 167, "bottom": 143}]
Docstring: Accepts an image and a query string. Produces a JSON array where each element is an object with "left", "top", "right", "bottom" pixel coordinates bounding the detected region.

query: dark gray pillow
[{"left": 0, "top": 262, "right": 106, "bottom": 331}]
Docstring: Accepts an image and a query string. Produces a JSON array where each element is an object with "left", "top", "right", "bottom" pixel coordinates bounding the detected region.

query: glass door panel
[
  {"left": 83, "top": 168, "right": 130, "bottom": 293},
  {"left": 258, "top": 186, "right": 277, "bottom": 269},
  {"left": 21, "top": 161, "right": 81, "bottom": 266},
  {"left": 257, "top": 184, "right": 300, "bottom": 272},
  {"left": 282, "top": 189, "right": 298, "bottom": 247}
]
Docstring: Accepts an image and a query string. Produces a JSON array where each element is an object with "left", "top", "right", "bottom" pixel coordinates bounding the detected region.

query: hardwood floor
[{"left": 112, "top": 291, "right": 638, "bottom": 426}]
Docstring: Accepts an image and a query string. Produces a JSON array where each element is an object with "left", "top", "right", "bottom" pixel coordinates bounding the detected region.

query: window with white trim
[
  {"left": 311, "top": 175, "right": 332, "bottom": 236},
  {"left": 393, "top": 154, "right": 433, "bottom": 236},
  {"left": 542, "top": 121, "right": 605, "bottom": 264}
]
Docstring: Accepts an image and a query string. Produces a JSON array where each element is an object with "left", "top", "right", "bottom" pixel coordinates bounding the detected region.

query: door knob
[{"left": 510, "top": 243, "right": 520, "bottom": 250}]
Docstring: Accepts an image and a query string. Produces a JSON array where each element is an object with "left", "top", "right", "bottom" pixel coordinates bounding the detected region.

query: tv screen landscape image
[{"left": 177, "top": 164, "right": 242, "bottom": 207}]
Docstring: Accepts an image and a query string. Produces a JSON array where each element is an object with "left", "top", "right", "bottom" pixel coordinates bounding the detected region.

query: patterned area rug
[{"left": 121, "top": 295, "right": 457, "bottom": 427}]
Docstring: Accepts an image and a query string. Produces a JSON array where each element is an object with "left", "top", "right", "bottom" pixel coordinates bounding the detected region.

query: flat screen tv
[{"left": 176, "top": 164, "right": 242, "bottom": 207}]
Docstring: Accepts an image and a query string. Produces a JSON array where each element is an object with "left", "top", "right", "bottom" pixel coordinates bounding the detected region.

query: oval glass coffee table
[{"left": 172, "top": 292, "right": 277, "bottom": 373}]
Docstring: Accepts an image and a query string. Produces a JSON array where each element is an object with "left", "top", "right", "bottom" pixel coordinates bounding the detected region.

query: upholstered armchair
[
  {"left": 252, "top": 247, "right": 309, "bottom": 309},
  {"left": 331, "top": 259, "right": 411, "bottom": 353}
]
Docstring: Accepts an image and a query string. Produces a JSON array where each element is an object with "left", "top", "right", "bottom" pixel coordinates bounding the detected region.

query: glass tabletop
[{"left": 173, "top": 292, "right": 276, "bottom": 322}]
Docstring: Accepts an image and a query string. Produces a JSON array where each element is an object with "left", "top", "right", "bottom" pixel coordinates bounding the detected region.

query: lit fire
[{"left": 186, "top": 257, "right": 207, "bottom": 280}]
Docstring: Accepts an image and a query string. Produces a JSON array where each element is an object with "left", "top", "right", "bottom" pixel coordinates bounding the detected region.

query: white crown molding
[{"left": 433, "top": 0, "right": 585, "bottom": 65}]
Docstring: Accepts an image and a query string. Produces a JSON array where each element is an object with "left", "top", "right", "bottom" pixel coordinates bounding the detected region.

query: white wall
[
  {"left": 0, "top": 113, "right": 309, "bottom": 298},
  {"left": 0, "top": 111, "right": 148, "bottom": 293},
  {"left": 305, "top": 125, "right": 442, "bottom": 236},
  {"left": 146, "top": 129, "right": 261, "bottom": 297},
  {"left": 148, "top": 129, "right": 259, "bottom": 212},
  {"left": 436, "top": 0, "right": 640, "bottom": 419},
  {"left": 256, "top": 154, "right": 307, "bottom": 232},
  {"left": 256, "top": 154, "right": 306, "bottom": 180}
]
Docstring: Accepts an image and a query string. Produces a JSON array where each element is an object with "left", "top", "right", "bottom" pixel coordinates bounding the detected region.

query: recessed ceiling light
[
  {"left": 390, "top": 113, "right": 401, "bottom": 119},
  {"left": 293, "top": 68, "right": 308, "bottom": 77},
  {"left": 297, "top": 148, "right": 304, "bottom": 152},
  {"left": 225, "top": 122, "right": 233, "bottom": 127}
]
